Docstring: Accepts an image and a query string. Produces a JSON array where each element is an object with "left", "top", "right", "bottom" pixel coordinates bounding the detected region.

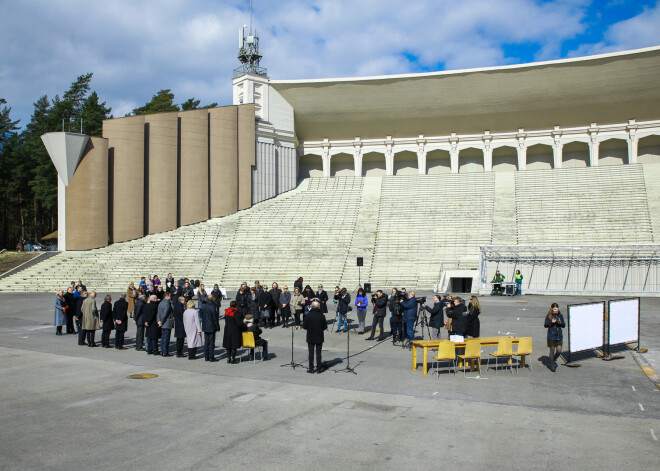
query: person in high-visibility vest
[
  {"left": 491, "top": 271, "right": 505, "bottom": 295},
  {"left": 514, "top": 270, "right": 523, "bottom": 295}
]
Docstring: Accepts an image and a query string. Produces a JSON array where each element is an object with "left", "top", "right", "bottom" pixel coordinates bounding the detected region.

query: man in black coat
[
  {"left": 133, "top": 294, "right": 146, "bottom": 351},
  {"left": 173, "top": 296, "right": 186, "bottom": 357},
  {"left": 63, "top": 287, "right": 76, "bottom": 334},
  {"left": 269, "top": 283, "right": 281, "bottom": 327},
  {"left": 200, "top": 295, "right": 220, "bottom": 362},
  {"left": 99, "top": 295, "right": 114, "bottom": 348},
  {"left": 302, "top": 301, "right": 328, "bottom": 373},
  {"left": 422, "top": 294, "right": 444, "bottom": 340},
  {"left": 144, "top": 296, "right": 161, "bottom": 355},
  {"left": 75, "top": 291, "right": 87, "bottom": 345},
  {"left": 113, "top": 293, "right": 129, "bottom": 349},
  {"left": 235, "top": 284, "right": 249, "bottom": 316},
  {"left": 446, "top": 297, "right": 469, "bottom": 337},
  {"left": 367, "top": 290, "right": 388, "bottom": 341},
  {"left": 258, "top": 287, "right": 272, "bottom": 328}
]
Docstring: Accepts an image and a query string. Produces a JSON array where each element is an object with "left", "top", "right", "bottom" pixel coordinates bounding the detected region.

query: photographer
[
  {"left": 389, "top": 288, "right": 403, "bottom": 343},
  {"left": 366, "top": 290, "right": 388, "bottom": 341},
  {"left": 336, "top": 288, "right": 351, "bottom": 333},
  {"left": 399, "top": 291, "right": 417, "bottom": 346},
  {"left": 422, "top": 294, "right": 444, "bottom": 340},
  {"left": 446, "top": 296, "right": 469, "bottom": 339}
]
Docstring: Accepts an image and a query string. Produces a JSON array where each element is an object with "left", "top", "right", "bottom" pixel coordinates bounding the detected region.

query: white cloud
[{"left": 0, "top": 0, "right": 599, "bottom": 127}]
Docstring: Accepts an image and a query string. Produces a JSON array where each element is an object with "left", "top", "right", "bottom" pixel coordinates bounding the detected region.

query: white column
[
  {"left": 322, "top": 149, "right": 330, "bottom": 177},
  {"left": 353, "top": 137, "right": 363, "bottom": 177},
  {"left": 483, "top": 131, "right": 493, "bottom": 172},
  {"left": 57, "top": 177, "right": 66, "bottom": 251},
  {"left": 516, "top": 129, "right": 527, "bottom": 171},
  {"left": 385, "top": 136, "right": 394, "bottom": 175},
  {"left": 588, "top": 123, "right": 599, "bottom": 167},
  {"left": 450, "top": 133, "right": 459, "bottom": 174},
  {"left": 416, "top": 135, "right": 427, "bottom": 175},
  {"left": 552, "top": 126, "right": 563, "bottom": 169},
  {"left": 627, "top": 120, "right": 639, "bottom": 164}
]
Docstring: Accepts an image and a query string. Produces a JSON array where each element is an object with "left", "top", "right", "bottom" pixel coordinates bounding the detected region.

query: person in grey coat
[{"left": 157, "top": 293, "right": 174, "bottom": 356}]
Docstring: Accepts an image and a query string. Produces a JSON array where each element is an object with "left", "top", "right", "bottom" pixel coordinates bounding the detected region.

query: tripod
[
  {"left": 413, "top": 303, "right": 431, "bottom": 340},
  {"left": 336, "top": 317, "right": 357, "bottom": 374},
  {"left": 280, "top": 321, "right": 303, "bottom": 370}
]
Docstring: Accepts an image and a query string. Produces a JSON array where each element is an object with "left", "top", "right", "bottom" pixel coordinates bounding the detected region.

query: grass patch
[{"left": 0, "top": 252, "right": 39, "bottom": 274}]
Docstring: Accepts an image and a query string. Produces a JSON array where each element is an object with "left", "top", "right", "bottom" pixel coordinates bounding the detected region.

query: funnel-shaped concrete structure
[{"left": 41, "top": 132, "right": 90, "bottom": 186}]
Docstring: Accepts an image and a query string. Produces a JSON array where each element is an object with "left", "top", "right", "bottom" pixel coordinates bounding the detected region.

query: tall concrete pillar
[
  {"left": 483, "top": 131, "right": 493, "bottom": 172},
  {"left": 627, "top": 120, "right": 639, "bottom": 164},
  {"left": 588, "top": 124, "right": 599, "bottom": 167},
  {"left": 322, "top": 146, "right": 330, "bottom": 177},
  {"left": 450, "top": 133, "right": 459, "bottom": 174},
  {"left": 516, "top": 129, "right": 527, "bottom": 171},
  {"left": 385, "top": 136, "right": 394, "bottom": 176},
  {"left": 552, "top": 127, "right": 563, "bottom": 169},
  {"left": 353, "top": 138, "right": 363, "bottom": 177},
  {"left": 417, "top": 135, "right": 427, "bottom": 175}
]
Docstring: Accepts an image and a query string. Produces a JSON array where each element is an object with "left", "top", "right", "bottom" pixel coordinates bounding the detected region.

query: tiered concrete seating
[
  {"left": 515, "top": 165, "right": 654, "bottom": 244},
  {"left": 1, "top": 165, "right": 658, "bottom": 293},
  {"left": 370, "top": 174, "right": 495, "bottom": 287}
]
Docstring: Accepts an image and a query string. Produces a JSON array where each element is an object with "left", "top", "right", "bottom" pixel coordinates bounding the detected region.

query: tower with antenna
[{"left": 234, "top": 0, "right": 267, "bottom": 78}]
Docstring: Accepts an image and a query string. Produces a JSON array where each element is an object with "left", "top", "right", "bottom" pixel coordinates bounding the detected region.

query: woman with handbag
[{"left": 290, "top": 287, "right": 305, "bottom": 329}]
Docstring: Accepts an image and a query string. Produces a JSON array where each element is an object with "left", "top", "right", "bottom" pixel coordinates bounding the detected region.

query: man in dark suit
[
  {"left": 200, "top": 294, "right": 220, "bottom": 362},
  {"left": 113, "top": 293, "right": 129, "bottom": 349},
  {"left": 75, "top": 291, "right": 88, "bottom": 345},
  {"left": 367, "top": 290, "right": 388, "bottom": 341},
  {"left": 133, "top": 294, "right": 146, "bottom": 351},
  {"left": 302, "top": 301, "right": 328, "bottom": 374}
]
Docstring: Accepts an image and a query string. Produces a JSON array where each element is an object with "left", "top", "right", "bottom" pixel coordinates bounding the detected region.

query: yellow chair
[
  {"left": 241, "top": 331, "right": 262, "bottom": 364},
  {"left": 513, "top": 337, "right": 533, "bottom": 372},
  {"left": 457, "top": 339, "right": 482, "bottom": 377},
  {"left": 432, "top": 341, "right": 456, "bottom": 376},
  {"left": 488, "top": 337, "right": 513, "bottom": 374}
]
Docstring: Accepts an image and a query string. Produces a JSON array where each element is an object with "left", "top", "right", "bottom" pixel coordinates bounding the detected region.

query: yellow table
[{"left": 411, "top": 336, "right": 522, "bottom": 375}]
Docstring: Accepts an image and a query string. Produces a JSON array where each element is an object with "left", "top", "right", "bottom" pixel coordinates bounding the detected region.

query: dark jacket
[
  {"left": 424, "top": 301, "right": 444, "bottom": 329},
  {"left": 259, "top": 290, "right": 272, "bottom": 310},
  {"left": 113, "top": 298, "right": 128, "bottom": 332},
  {"left": 294, "top": 279, "right": 303, "bottom": 293},
  {"left": 223, "top": 307, "right": 246, "bottom": 349},
  {"left": 63, "top": 292, "right": 75, "bottom": 313},
  {"left": 270, "top": 288, "right": 282, "bottom": 310},
  {"left": 467, "top": 305, "right": 480, "bottom": 337},
  {"left": 447, "top": 303, "right": 469, "bottom": 335},
  {"left": 75, "top": 296, "right": 85, "bottom": 320},
  {"left": 235, "top": 290, "right": 249, "bottom": 310},
  {"left": 247, "top": 323, "right": 264, "bottom": 344},
  {"left": 338, "top": 294, "right": 351, "bottom": 314},
  {"left": 200, "top": 301, "right": 219, "bottom": 333},
  {"left": 134, "top": 298, "right": 145, "bottom": 325},
  {"left": 544, "top": 313, "right": 565, "bottom": 341},
  {"left": 389, "top": 295, "right": 402, "bottom": 322},
  {"left": 302, "top": 288, "right": 315, "bottom": 306},
  {"left": 247, "top": 292, "right": 260, "bottom": 316},
  {"left": 316, "top": 290, "right": 329, "bottom": 313},
  {"left": 144, "top": 301, "right": 161, "bottom": 339},
  {"left": 100, "top": 301, "right": 115, "bottom": 331},
  {"left": 303, "top": 308, "right": 328, "bottom": 344},
  {"left": 400, "top": 296, "right": 418, "bottom": 321},
  {"left": 375, "top": 294, "right": 388, "bottom": 317},
  {"left": 157, "top": 298, "right": 174, "bottom": 330},
  {"left": 173, "top": 299, "right": 186, "bottom": 338},
  {"left": 211, "top": 289, "right": 222, "bottom": 311}
]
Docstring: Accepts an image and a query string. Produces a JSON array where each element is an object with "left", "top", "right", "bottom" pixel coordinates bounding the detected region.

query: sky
[{"left": 1, "top": 0, "right": 659, "bottom": 128}]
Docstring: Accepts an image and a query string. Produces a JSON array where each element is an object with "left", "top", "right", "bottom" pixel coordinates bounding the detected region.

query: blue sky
[{"left": 1, "top": 0, "right": 659, "bottom": 128}]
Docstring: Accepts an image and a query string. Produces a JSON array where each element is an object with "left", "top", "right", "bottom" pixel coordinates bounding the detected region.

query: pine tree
[
  {"left": 131, "top": 89, "right": 180, "bottom": 115},
  {"left": 81, "top": 91, "right": 112, "bottom": 137}
]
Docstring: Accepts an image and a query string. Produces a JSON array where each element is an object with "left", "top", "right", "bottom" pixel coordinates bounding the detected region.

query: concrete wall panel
[
  {"left": 65, "top": 137, "right": 108, "bottom": 250},
  {"left": 209, "top": 106, "right": 239, "bottom": 217},
  {"left": 179, "top": 109, "right": 209, "bottom": 226},
  {"left": 238, "top": 104, "right": 256, "bottom": 210},
  {"left": 145, "top": 112, "right": 178, "bottom": 233},
  {"left": 102, "top": 116, "right": 145, "bottom": 242}
]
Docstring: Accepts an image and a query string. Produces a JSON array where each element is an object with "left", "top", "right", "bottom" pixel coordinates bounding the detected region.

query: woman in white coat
[{"left": 183, "top": 300, "right": 203, "bottom": 360}]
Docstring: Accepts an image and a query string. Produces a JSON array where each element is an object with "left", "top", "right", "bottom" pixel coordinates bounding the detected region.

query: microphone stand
[
  {"left": 336, "top": 320, "right": 357, "bottom": 375},
  {"left": 281, "top": 320, "right": 303, "bottom": 370}
]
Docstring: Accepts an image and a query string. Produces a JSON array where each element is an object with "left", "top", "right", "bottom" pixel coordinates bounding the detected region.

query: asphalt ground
[{"left": 0, "top": 291, "right": 658, "bottom": 470}]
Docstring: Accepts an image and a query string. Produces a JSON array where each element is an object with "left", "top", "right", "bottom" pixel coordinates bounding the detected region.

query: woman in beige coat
[
  {"left": 290, "top": 287, "right": 305, "bottom": 329},
  {"left": 81, "top": 291, "right": 100, "bottom": 347},
  {"left": 127, "top": 283, "right": 138, "bottom": 317}
]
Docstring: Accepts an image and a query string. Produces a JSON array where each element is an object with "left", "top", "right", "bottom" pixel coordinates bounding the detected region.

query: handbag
[{"left": 445, "top": 318, "right": 453, "bottom": 331}]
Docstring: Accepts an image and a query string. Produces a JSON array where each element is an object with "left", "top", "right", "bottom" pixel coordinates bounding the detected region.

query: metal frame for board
[
  {"left": 566, "top": 301, "right": 606, "bottom": 364},
  {"left": 606, "top": 297, "right": 641, "bottom": 355}
]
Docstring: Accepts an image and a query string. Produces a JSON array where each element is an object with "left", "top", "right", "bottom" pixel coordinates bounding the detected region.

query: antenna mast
[{"left": 234, "top": 0, "right": 267, "bottom": 77}]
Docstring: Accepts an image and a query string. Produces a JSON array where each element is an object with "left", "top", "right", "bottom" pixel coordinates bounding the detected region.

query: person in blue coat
[
  {"left": 399, "top": 291, "right": 418, "bottom": 346},
  {"left": 53, "top": 291, "right": 65, "bottom": 335},
  {"left": 355, "top": 288, "right": 369, "bottom": 334},
  {"left": 544, "top": 303, "right": 565, "bottom": 372}
]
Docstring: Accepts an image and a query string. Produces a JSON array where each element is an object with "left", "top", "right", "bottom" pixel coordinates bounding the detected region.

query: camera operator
[
  {"left": 399, "top": 290, "right": 417, "bottom": 347},
  {"left": 389, "top": 288, "right": 403, "bottom": 343},
  {"left": 446, "top": 296, "right": 469, "bottom": 339},
  {"left": 421, "top": 294, "right": 444, "bottom": 340},
  {"left": 366, "top": 290, "right": 388, "bottom": 341},
  {"left": 336, "top": 288, "right": 351, "bottom": 333}
]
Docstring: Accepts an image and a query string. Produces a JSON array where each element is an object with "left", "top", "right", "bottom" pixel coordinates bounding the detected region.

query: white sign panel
[
  {"left": 568, "top": 302, "right": 604, "bottom": 353},
  {"left": 609, "top": 298, "right": 639, "bottom": 345}
]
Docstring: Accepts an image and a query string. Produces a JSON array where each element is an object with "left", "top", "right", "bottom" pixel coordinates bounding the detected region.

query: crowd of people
[{"left": 51, "top": 275, "right": 567, "bottom": 373}]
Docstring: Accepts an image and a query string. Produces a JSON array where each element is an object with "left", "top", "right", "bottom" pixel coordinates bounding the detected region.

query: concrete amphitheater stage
[{"left": 1, "top": 292, "right": 658, "bottom": 470}]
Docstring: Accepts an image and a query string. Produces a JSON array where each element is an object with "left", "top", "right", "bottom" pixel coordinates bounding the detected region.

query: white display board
[
  {"left": 608, "top": 298, "right": 640, "bottom": 345},
  {"left": 568, "top": 302, "right": 604, "bottom": 353}
]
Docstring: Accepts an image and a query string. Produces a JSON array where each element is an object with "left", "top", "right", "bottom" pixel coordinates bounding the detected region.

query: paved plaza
[{"left": 0, "top": 291, "right": 658, "bottom": 470}]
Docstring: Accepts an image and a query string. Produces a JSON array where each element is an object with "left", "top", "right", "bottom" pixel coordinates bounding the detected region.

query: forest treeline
[{"left": 0, "top": 74, "right": 217, "bottom": 250}]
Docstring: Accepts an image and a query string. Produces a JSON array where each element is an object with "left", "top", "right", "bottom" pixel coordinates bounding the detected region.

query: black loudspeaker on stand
[{"left": 281, "top": 321, "right": 303, "bottom": 370}]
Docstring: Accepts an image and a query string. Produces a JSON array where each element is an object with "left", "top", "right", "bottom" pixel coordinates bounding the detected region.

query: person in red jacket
[{"left": 223, "top": 301, "right": 247, "bottom": 364}]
